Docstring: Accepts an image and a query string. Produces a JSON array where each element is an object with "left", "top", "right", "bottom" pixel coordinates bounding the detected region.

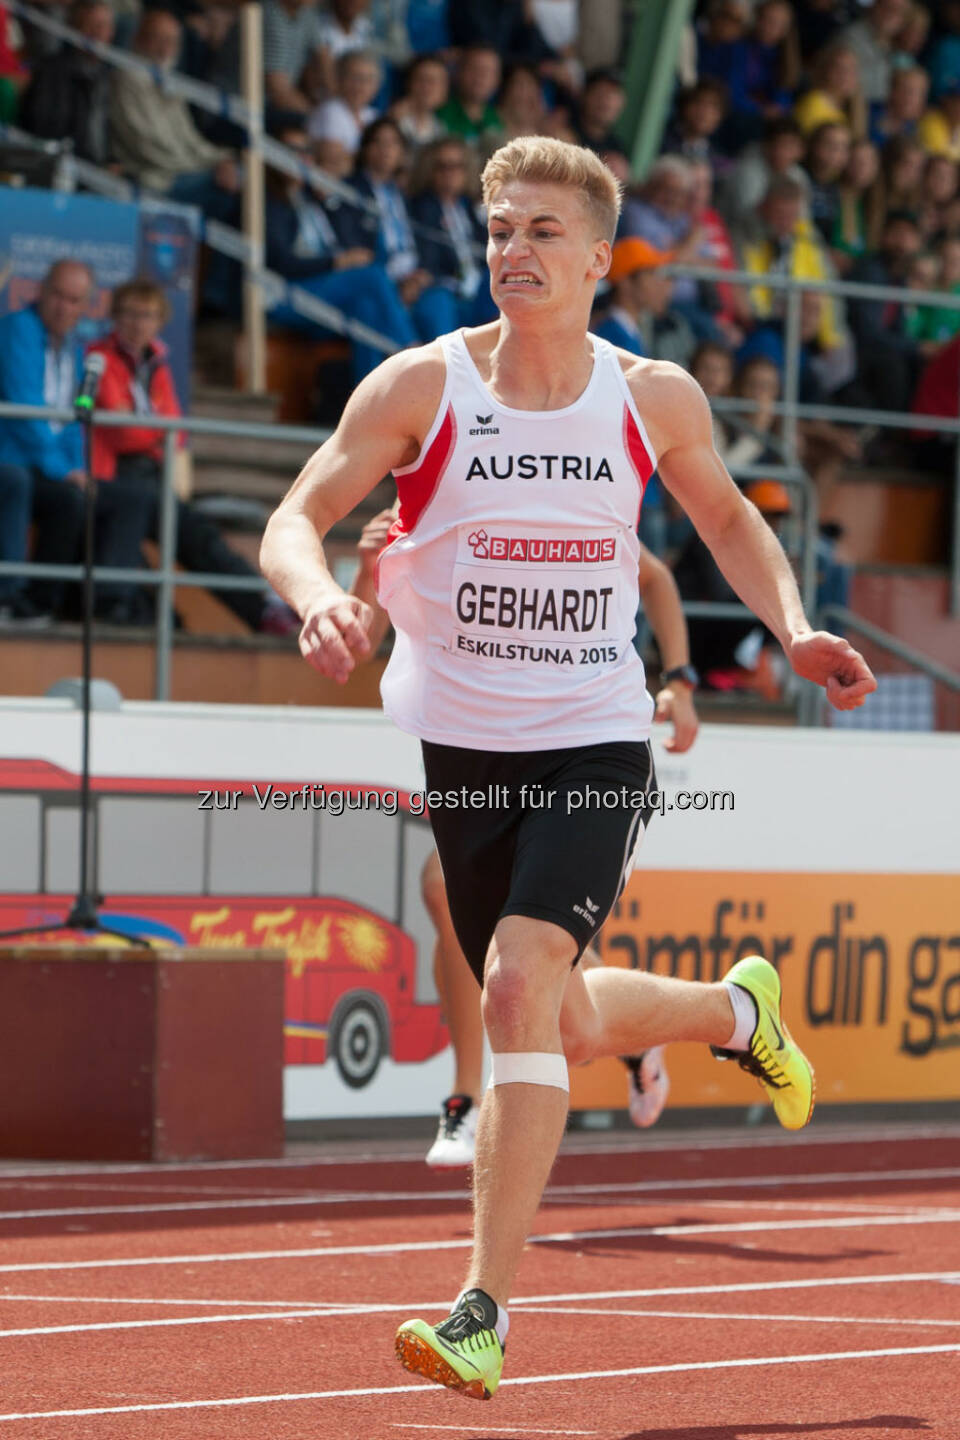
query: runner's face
[{"left": 487, "top": 181, "right": 609, "bottom": 318}]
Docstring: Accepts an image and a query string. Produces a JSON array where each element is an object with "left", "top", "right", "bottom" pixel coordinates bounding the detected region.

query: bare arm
[
  {"left": 349, "top": 507, "right": 398, "bottom": 654},
  {"left": 260, "top": 346, "right": 442, "bottom": 682},
  {"left": 637, "top": 543, "right": 698, "bottom": 753},
  {"left": 634, "top": 361, "right": 876, "bottom": 711}
]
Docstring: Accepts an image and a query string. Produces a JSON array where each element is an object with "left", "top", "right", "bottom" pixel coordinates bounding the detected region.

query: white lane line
[
  {"left": 0, "top": 1293, "right": 336, "bottom": 1309},
  {"left": 0, "top": 1342, "right": 957, "bottom": 1420},
  {"left": 7, "top": 1301, "right": 957, "bottom": 1344},
  {"left": 393, "top": 1428, "right": 598, "bottom": 1435},
  {"left": 519, "top": 1306, "right": 960, "bottom": 1329},
  {"left": 0, "top": 1308, "right": 344, "bottom": 1340},
  {"left": 1, "top": 1164, "right": 957, "bottom": 1222},
  {"left": 277, "top": 1270, "right": 960, "bottom": 1320},
  {"left": 2, "top": 1209, "right": 959, "bottom": 1275},
  {"left": 0, "top": 1122, "right": 954, "bottom": 1180}
]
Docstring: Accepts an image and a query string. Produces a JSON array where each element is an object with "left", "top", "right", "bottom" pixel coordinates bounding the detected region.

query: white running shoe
[
  {"left": 425, "top": 1094, "right": 478, "bottom": 1168},
  {"left": 624, "top": 1048, "right": 669, "bottom": 1128}
]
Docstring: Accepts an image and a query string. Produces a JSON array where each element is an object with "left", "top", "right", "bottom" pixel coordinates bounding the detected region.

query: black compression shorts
[{"left": 421, "top": 738, "right": 657, "bottom": 984}]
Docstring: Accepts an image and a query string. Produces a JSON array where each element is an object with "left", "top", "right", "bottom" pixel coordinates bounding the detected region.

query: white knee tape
[{"left": 489, "top": 1052, "right": 570, "bottom": 1092}]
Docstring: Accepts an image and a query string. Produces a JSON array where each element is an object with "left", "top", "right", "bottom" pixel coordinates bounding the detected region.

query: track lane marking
[
  {"left": 1, "top": 1210, "right": 959, "bottom": 1273},
  {"left": 0, "top": 1165, "right": 958, "bottom": 1220},
  {"left": 0, "top": 1343, "right": 957, "bottom": 1419},
  {"left": 0, "top": 1122, "right": 953, "bottom": 1179},
  {"left": 519, "top": 1306, "right": 960, "bottom": 1328}
]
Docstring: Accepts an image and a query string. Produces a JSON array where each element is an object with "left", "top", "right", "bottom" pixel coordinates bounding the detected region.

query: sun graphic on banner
[{"left": 337, "top": 915, "right": 389, "bottom": 973}]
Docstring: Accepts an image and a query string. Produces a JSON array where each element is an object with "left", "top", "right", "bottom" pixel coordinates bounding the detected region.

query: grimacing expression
[{"left": 486, "top": 180, "right": 610, "bottom": 316}]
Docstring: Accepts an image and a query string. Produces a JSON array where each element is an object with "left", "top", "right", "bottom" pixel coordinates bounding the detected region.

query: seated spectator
[
  {"left": 720, "top": 114, "right": 808, "bottom": 239},
  {"left": 308, "top": 0, "right": 377, "bottom": 99},
  {"left": 840, "top": 0, "right": 911, "bottom": 105},
  {"left": 918, "top": 153, "right": 960, "bottom": 240},
  {"left": 528, "top": 0, "right": 582, "bottom": 93},
  {"left": 390, "top": 52, "right": 449, "bottom": 152},
  {"left": 662, "top": 77, "right": 729, "bottom": 168},
  {"left": 0, "top": 260, "right": 90, "bottom": 624},
  {"left": 745, "top": 0, "right": 799, "bottom": 118},
  {"left": 722, "top": 354, "right": 783, "bottom": 475},
  {"left": 86, "top": 281, "right": 294, "bottom": 633},
  {"left": 831, "top": 137, "right": 883, "bottom": 272},
  {"left": 879, "top": 133, "right": 925, "bottom": 213},
  {"left": 918, "top": 80, "right": 960, "bottom": 163},
  {"left": 593, "top": 238, "right": 696, "bottom": 368},
  {"left": 901, "top": 249, "right": 942, "bottom": 356},
  {"left": 845, "top": 208, "right": 924, "bottom": 414},
  {"left": 793, "top": 42, "right": 865, "bottom": 138},
  {"left": 803, "top": 121, "right": 852, "bottom": 246},
  {"left": 695, "top": 0, "right": 753, "bottom": 116},
  {"left": 911, "top": 325, "right": 960, "bottom": 470},
  {"left": 870, "top": 63, "right": 928, "bottom": 149},
  {"left": 0, "top": 0, "right": 27, "bottom": 121},
  {"left": 263, "top": 0, "right": 328, "bottom": 122},
  {"left": 571, "top": 67, "right": 627, "bottom": 158},
  {"left": 686, "top": 157, "right": 750, "bottom": 344},
  {"left": 494, "top": 63, "right": 553, "bottom": 148},
  {"left": 110, "top": 10, "right": 240, "bottom": 218},
  {"left": 894, "top": 2, "right": 931, "bottom": 67},
  {"left": 915, "top": 232, "right": 960, "bottom": 343},
  {"left": 308, "top": 47, "right": 382, "bottom": 156},
  {"left": 264, "top": 126, "right": 416, "bottom": 380},
  {"left": 621, "top": 155, "right": 695, "bottom": 251},
  {"left": 741, "top": 176, "right": 847, "bottom": 357},
  {"left": 687, "top": 339, "right": 734, "bottom": 525},
  {"left": 436, "top": 44, "right": 504, "bottom": 150},
  {"left": 180, "top": 0, "right": 243, "bottom": 146},
  {"left": 408, "top": 137, "right": 492, "bottom": 334},
  {"left": 20, "top": 0, "right": 113, "bottom": 165}
]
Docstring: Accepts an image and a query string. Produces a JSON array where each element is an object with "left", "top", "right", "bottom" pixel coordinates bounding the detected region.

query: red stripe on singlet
[
  {"left": 389, "top": 403, "right": 457, "bottom": 543},
  {"left": 623, "top": 403, "right": 654, "bottom": 530}
]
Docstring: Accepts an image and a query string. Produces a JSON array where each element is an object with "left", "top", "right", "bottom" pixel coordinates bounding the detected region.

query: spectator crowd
[{"left": 2, "top": 0, "right": 959, "bottom": 690}]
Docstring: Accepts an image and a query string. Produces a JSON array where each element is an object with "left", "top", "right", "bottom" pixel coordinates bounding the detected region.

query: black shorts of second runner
[{"left": 421, "top": 738, "right": 656, "bottom": 984}]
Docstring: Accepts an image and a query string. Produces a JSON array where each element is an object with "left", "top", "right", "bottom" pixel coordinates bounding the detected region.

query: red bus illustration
[{"left": 0, "top": 760, "right": 447, "bottom": 1087}]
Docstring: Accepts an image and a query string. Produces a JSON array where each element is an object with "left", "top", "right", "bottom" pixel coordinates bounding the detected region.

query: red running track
[{"left": 0, "top": 1123, "right": 956, "bottom": 1438}]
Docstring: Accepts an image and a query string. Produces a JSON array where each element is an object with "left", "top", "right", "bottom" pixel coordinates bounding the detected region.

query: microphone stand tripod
[{"left": 0, "top": 391, "right": 149, "bottom": 948}]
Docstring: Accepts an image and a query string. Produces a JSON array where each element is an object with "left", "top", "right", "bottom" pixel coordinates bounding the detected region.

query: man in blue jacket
[{"left": 0, "top": 260, "right": 91, "bottom": 622}]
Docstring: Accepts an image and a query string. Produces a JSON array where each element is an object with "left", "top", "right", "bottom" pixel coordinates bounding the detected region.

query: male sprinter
[
  {"left": 260, "top": 136, "right": 876, "bottom": 1403},
  {"left": 351, "top": 507, "right": 698, "bottom": 1158}
]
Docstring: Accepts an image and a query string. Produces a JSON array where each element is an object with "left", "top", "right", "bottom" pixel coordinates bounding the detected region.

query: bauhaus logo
[
  {"left": 466, "top": 531, "right": 616, "bottom": 564},
  {"left": 469, "top": 412, "right": 500, "bottom": 436}
]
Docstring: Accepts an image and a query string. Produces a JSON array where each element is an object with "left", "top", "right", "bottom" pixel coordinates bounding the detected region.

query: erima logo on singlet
[
  {"left": 467, "top": 530, "right": 617, "bottom": 564},
  {"left": 465, "top": 455, "right": 614, "bottom": 481},
  {"left": 469, "top": 413, "right": 500, "bottom": 436}
]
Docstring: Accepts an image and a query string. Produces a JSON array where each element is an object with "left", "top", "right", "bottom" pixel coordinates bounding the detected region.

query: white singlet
[{"left": 375, "top": 329, "right": 658, "bottom": 751}]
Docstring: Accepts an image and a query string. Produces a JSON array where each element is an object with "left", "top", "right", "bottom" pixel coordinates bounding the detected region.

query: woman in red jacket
[{"left": 89, "top": 281, "right": 292, "bottom": 631}]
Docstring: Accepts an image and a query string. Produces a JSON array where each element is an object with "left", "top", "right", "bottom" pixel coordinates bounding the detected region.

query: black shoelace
[
  {"left": 435, "top": 1307, "right": 495, "bottom": 1352},
  {"left": 736, "top": 1036, "right": 788, "bottom": 1090}
]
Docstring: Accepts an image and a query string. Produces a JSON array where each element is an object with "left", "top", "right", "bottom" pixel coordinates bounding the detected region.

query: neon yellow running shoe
[
  {"left": 711, "top": 955, "right": 815, "bottom": 1130},
  {"left": 396, "top": 1289, "right": 503, "bottom": 1400}
]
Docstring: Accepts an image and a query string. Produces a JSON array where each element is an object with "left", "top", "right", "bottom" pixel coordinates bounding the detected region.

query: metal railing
[
  {"left": 665, "top": 261, "right": 960, "bottom": 618},
  {"left": 0, "top": 402, "right": 329, "bottom": 699}
]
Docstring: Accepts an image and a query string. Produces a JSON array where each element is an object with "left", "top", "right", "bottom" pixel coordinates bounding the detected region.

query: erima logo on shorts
[
  {"left": 467, "top": 531, "right": 616, "bottom": 564},
  {"left": 469, "top": 412, "right": 500, "bottom": 436}
]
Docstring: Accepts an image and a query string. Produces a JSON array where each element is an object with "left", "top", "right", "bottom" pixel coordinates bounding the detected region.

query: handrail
[{"left": 818, "top": 606, "right": 960, "bottom": 693}]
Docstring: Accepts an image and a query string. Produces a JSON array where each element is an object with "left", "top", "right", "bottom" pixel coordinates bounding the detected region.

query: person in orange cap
[{"left": 593, "top": 235, "right": 697, "bottom": 368}]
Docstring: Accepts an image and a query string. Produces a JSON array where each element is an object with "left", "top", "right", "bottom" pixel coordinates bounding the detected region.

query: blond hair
[{"left": 481, "top": 136, "right": 622, "bottom": 243}]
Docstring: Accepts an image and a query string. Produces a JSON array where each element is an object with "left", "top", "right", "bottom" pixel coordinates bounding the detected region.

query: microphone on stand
[{"left": 74, "top": 351, "right": 106, "bottom": 416}]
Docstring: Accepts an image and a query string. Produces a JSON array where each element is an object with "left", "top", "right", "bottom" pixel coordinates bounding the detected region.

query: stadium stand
[{"left": 0, "top": 0, "right": 957, "bottom": 723}]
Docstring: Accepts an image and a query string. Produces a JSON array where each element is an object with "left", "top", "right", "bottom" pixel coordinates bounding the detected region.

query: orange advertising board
[{"left": 571, "top": 871, "right": 960, "bottom": 1111}]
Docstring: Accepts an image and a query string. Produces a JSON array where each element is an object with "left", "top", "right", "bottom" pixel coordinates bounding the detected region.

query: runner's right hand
[{"left": 299, "top": 592, "right": 373, "bottom": 683}]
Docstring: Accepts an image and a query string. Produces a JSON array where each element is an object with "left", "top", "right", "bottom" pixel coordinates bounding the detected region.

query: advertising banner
[
  {"left": 0, "top": 701, "right": 956, "bottom": 1120},
  {"left": 0, "top": 187, "right": 196, "bottom": 405}
]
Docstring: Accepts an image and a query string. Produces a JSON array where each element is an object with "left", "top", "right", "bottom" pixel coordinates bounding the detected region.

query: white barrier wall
[{"left": 0, "top": 699, "right": 957, "bottom": 1119}]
